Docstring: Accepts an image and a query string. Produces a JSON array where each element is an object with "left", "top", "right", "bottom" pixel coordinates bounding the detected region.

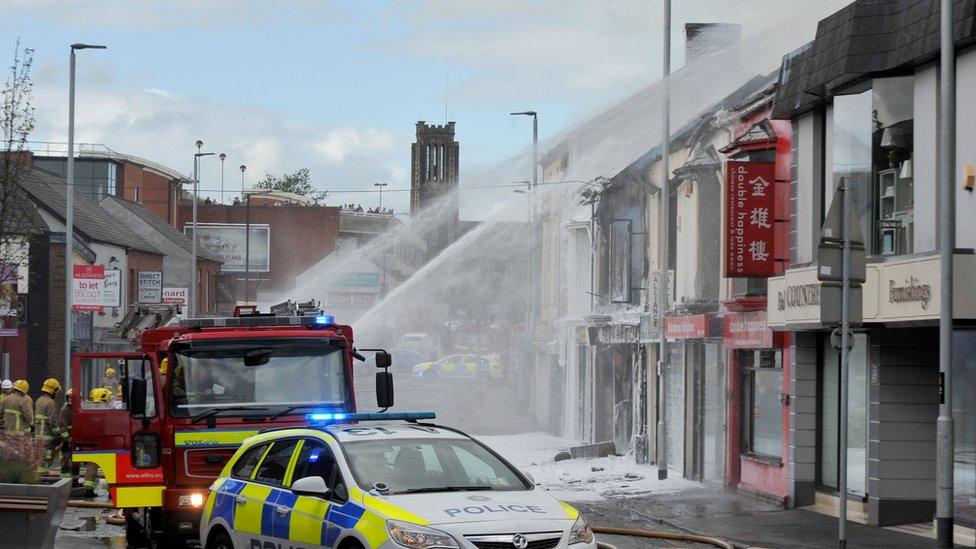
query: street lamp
[
  {"left": 511, "top": 111, "right": 539, "bottom": 405},
  {"left": 240, "top": 165, "right": 252, "bottom": 304},
  {"left": 64, "top": 42, "right": 106, "bottom": 391},
  {"left": 190, "top": 141, "right": 215, "bottom": 318},
  {"left": 219, "top": 153, "right": 226, "bottom": 204},
  {"left": 374, "top": 182, "right": 389, "bottom": 210}
]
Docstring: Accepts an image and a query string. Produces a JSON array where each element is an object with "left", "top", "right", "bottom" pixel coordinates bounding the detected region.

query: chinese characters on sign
[
  {"left": 73, "top": 264, "right": 104, "bottom": 312},
  {"left": 725, "top": 161, "right": 777, "bottom": 277}
]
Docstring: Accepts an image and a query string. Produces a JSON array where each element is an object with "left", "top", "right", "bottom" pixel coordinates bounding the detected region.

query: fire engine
[{"left": 69, "top": 301, "right": 394, "bottom": 548}]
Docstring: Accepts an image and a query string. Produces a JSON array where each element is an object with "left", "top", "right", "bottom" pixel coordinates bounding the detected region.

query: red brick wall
[
  {"left": 178, "top": 203, "right": 340, "bottom": 295},
  {"left": 121, "top": 163, "right": 177, "bottom": 225}
]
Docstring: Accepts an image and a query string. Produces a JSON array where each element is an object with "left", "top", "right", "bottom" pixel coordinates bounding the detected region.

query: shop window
[
  {"left": 952, "top": 331, "right": 976, "bottom": 526},
  {"left": 818, "top": 334, "right": 868, "bottom": 496},
  {"left": 832, "top": 77, "right": 914, "bottom": 256},
  {"left": 740, "top": 349, "right": 783, "bottom": 459}
]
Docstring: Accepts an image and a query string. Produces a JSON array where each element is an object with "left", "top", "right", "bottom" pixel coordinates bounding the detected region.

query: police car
[{"left": 200, "top": 412, "right": 596, "bottom": 549}]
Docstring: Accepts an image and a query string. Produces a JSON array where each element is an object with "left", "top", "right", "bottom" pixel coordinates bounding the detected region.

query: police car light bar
[{"left": 305, "top": 411, "right": 436, "bottom": 423}]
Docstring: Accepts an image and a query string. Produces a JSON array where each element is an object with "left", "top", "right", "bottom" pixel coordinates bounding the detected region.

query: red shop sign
[
  {"left": 664, "top": 314, "right": 709, "bottom": 340},
  {"left": 725, "top": 161, "right": 776, "bottom": 277},
  {"left": 723, "top": 310, "right": 774, "bottom": 349}
]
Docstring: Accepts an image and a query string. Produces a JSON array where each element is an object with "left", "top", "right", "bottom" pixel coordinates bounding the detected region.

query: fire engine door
[{"left": 71, "top": 352, "right": 165, "bottom": 507}]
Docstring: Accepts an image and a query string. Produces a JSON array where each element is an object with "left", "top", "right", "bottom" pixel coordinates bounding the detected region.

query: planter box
[{"left": 0, "top": 478, "right": 72, "bottom": 549}]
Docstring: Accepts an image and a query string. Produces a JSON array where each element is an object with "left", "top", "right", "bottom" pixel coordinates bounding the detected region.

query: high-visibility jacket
[
  {"left": 1, "top": 392, "right": 34, "bottom": 435},
  {"left": 34, "top": 393, "right": 61, "bottom": 440}
]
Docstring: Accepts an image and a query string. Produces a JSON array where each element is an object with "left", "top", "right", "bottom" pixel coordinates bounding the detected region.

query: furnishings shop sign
[{"left": 725, "top": 161, "right": 776, "bottom": 277}]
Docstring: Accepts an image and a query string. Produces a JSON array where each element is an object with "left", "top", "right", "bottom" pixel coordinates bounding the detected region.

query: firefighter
[
  {"left": 0, "top": 379, "right": 11, "bottom": 405},
  {"left": 101, "top": 366, "right": 119, "bottom": 392},
  {"left": 83, "top": 387, "right": 113, "bottom": 497},
  {"left": 34, "top": 378, "right": 64, "bottom": 474},
  {"left": 1, "top": 379, "right": 33, "bottom": 435},
  {"left": 60, "top": 388, "right": 74, "bottom": 477}
]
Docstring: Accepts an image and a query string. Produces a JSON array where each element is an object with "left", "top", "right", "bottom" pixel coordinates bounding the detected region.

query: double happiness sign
[{"left": 725, "top": 161, "right": 776, "bottom": 277}]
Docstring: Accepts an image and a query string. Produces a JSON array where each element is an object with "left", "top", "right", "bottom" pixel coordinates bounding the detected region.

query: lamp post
[
  {"left": 219, "top": 153, "right": 226, "bottom": 204},
  {"left": 64, "top": 42, "right": 106, "bottom": 391},
  {"left": 241, "top": 165, "right": 251, "bottom": 304},
  {"left": 511, "top": 111, "right": 538, "bottom": 403},
  {"left": 655, "top": 0, "right": 672, "bottom": 480},
  {"left": 374, "top": 182, "right": 388, "bottom": 210},
  {"left": 190, "top": 141, "right": 215, "bottom": 318}
]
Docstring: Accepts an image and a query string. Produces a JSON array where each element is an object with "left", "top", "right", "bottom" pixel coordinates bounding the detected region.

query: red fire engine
[{"left": 69, "top": 302, "right": 393, "bottom": 547}]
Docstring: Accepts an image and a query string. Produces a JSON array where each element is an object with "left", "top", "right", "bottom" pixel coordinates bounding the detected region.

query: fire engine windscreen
[{"left": 170, "top": 339, "right": 348, "bottom": 416}]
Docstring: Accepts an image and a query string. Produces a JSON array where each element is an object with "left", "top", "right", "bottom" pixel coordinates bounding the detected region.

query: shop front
[
  {"left": 724, "top": 308, "right": 789, "bottom": 502},
  {"left": 590, "top": 319, "right": 640, "bottom": 455},
  {"left": 664, "top": 313, "right": 724, "bottom": 482},
  {"left": 769, "top": 252, "right": 976, "bottom": 526}
]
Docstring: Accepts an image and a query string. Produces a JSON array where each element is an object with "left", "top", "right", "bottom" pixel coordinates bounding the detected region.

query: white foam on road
[{"left": 477, "top": 432, "right": 700, "bottom": 503}]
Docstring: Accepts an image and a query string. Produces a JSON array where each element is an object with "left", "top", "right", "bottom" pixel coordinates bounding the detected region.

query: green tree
[{"left": 255, "top": 168, "right": 325, "bottom": 201}]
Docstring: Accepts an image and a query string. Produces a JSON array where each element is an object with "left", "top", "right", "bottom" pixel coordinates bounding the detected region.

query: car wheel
[
  {"left": 424, "top": 369, "right": 439, "bottom": 381},
  {"left": 207, "top": 529, "right": 235, "bottom": 549}
]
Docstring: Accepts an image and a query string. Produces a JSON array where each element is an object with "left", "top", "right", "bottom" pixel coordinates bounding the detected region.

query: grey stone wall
[{"left": 789, "top": 331, "right": 818, "bottom": 507}]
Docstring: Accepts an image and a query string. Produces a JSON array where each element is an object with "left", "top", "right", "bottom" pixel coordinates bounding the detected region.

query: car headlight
[
  {"left": 387, "top": 519, "right": 459, "bottom": 549},
  {"left": 568, "top": 515, "right": 594, "bottom": 545}
]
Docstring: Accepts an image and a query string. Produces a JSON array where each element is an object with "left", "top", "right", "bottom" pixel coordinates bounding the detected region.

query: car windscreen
[
  {"left": 170, "top": 338, "right": 348, "bottom": 417},
  {"left": 343, "top": 437, "right": 529, "bottom": 495}
]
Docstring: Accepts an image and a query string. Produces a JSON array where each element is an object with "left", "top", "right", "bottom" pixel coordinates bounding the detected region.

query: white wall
[
  {"left": 914, "top": 64, "right": 938, "bottom": 253},
  {"left": 956, "top": 46, "right": 976, "bottom": 249},
  {"left": 675, "top": 180, "right": 699, "bottom": 302},
  {"left": 795, "top": 112, "right": 822, "bottom": 264}
]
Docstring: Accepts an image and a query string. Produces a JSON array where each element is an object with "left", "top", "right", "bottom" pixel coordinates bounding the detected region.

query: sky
[{"left": 1, "top": 0, "right": 853, "bottom": 216}]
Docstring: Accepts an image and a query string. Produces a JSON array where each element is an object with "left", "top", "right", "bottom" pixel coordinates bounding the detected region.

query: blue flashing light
[
  {"left": 313, "top": 315, "right": 335, "bottom": 327},
  {"left": 304, "top": 411, "right": 436, "bottom": 424}
]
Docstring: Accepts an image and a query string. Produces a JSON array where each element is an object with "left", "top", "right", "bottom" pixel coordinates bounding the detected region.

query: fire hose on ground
[{"left": 592, "top": 525, "right": 736, "bottom": 549}]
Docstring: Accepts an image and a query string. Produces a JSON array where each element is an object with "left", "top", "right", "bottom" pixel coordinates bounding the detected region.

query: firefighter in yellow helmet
[
  {"left": 60, "top": 388, "right": 74, "bottom": 477},
  {"left": 1, "top": 379, "right": 33, "bottom": 435},
  {"left": 34, "top": 378, "right": 64, "bottom": 474}
]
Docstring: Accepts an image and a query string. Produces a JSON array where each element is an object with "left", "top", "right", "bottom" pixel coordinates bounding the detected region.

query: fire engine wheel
[
  {"left": 124, "top": 511, "right": 148, "bottom": 548},
  {"left": 143, "top": 508, "right": 181, "bottom": 549}
]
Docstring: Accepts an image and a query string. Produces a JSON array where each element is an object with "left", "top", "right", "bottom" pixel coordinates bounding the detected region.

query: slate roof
[
  {"left": 1, "top": 161, "right": 48, "bottom": 235},
  {"left": 19, "top": 164, "right": 161, "bottom": 254},
  {"left": 773, "top": 0, "right": 976, "bottom": 119},
  {"left": 100, "top": 195, "right": 222, "bottom": 262}
]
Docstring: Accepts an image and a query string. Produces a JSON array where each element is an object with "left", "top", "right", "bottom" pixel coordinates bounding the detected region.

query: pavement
[{"left": 571, "top": 484, "right": 956, "bottom": 549}]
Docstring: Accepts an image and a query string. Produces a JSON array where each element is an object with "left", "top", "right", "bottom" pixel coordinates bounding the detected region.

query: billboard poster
[
  {"left": 73, "top": 264, "right": 104, "bottom": 312},
  {"left": 184, "top": 223, "right": 270, "bottom": 272},
  {"left": 162, "top": 287, "right": 188, "bottom": 305},
  {"left": 102, "top": 269, "right": 121, "bottom": 307},
  {"left": 326, "top": 291, "right": 378, "bottom": 309},
  {"left": 138, "top": 271, "right": 163, "bottom": 304},
  {"left": 725, "top": 161, "right": 777, "bottom": 277}
]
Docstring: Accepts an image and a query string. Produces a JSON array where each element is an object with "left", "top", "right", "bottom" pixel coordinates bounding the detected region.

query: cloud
[{"left": 28, "top": 82, "right": 414, "bottom": 212}]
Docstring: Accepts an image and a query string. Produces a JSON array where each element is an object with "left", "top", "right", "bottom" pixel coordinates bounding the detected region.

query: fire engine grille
[{"left": 466, "top": 534, "right": 562, "bottom": 549}]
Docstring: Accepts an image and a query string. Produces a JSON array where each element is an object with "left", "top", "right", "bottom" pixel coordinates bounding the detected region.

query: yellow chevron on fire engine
[
  {"left": 73, "top": 451, "right": 118, "bottom": 483},
  {"left": 174, "top": 429, "right": 259, "bottom": 447},
  {"left": 362, "top": 493, "right": 430, "bottom": 524},
  {"left": 289, "top": 497, "right": 331, "bottom": 545},
  {"left": 115, "top": 485, "right": 164, "bottom": 507}
]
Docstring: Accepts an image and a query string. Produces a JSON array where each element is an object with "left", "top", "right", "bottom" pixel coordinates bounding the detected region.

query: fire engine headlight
[
  {"left": 568, "top": 515, "right": 594, "bottom": 544},
  {"left": 178, "top": 493, "right": 205, "bottom": 507},
  {"left": 387, "top": 519, "right": 459, "bottom": 548}
]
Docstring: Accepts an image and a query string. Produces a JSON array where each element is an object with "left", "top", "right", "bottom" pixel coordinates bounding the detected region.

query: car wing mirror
[
  {"left": 291, "top": 476, "right": 331, "bottom": 499},
  {"left": 376, "top": 371, "right": 394, "bottom": 409}
]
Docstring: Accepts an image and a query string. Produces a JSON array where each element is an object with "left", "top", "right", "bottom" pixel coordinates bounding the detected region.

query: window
[
  {"left": 740, "top": 349, "right": 783, "bottom": 458},
  {"left": 832, "top": 77, "right": 915, "bottom": 256},
  {"left": 232, "top": 443, "right": 269, "bottom": 480},
  {"left": 78, "top": 357, "right": 149, "bottom": 411},
  {"left": 609, "top": 219, "right": 632, "bottom": 303},
  {"left": 818, "top": 334, "right": 868, "bottom": 495},
  {"left": 343, "top": 436, "right": 529, "bottom": 495},
  {"left": 292, "top": 440, "right": 348, "bottom": 500},
  {"left": 254, "top": 439, "right": 299, "bottom": 485}
]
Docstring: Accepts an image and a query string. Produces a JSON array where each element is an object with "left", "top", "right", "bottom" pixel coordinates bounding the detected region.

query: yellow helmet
[
  {"left": 13, "top": 379, "right": 28, "bottom": 394},
  {"left": 89, "top": 387, "right": 112, "bottom": 403},
  {"left": 66, "top": 388, "right": 74, "bottom": 398},
  {"left": 159, "top": 357, "right": 169, "bottom": 376},
  {"left": 105, "top": 367, "right": 116, "bottom": 378},
  {"left": 42, "top": 378, "right": 61, "bottom": 395}
]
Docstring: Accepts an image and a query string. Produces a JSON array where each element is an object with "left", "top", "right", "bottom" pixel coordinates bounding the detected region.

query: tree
[
  {"left": 0, "top": 39, "right": 38, "bottom": 310},
  {"left": 255, "top": 168, "right": 326, "bottom": 201}
]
